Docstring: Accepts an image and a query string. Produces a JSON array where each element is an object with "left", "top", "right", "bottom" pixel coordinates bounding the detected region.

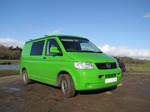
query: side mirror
[{"left": 50, "top": 47, "right": 60, "bottom": 54}]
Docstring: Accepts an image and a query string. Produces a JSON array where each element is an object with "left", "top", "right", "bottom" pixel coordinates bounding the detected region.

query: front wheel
[
  {"left": 22, "top": 69, "right": 32, "bottom": 85},
  {"left": 61, "top": 74, "right": 75, "bottom": 98}
]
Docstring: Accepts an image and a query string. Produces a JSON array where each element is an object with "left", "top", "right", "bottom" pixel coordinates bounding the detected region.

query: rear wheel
[
  {"left": 22, "top": 69, "right": 32, "bottom": 85},
  {"left": 61, "top": 74, "right": 75, "bottom": 98}
]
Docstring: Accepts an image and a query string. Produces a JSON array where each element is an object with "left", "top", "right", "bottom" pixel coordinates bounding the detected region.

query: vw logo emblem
[{"left": 106, "top": 62, "right": 111, "bottom": 69}]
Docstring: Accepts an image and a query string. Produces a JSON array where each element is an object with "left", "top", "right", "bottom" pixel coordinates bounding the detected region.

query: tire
[
  {"left": 22, "top": 69, "right": 32, "bottom": 85},
  {"left": 61, "top": 74, "right": 75, "bottom": 98}
]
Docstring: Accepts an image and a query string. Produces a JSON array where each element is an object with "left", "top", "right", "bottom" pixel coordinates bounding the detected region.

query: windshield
[{"left": 60, "top": 38, "right": 102, "bottom": 53}]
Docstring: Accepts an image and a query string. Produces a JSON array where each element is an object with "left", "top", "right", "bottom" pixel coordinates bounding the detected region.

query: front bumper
[{"left": 73, "top": 69, "right": 122, "bottom": 90}]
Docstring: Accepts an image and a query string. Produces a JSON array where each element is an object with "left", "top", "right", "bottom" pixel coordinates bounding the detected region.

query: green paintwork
[{"left": 20, "top": 35, "right": 122, "bottom": 90}]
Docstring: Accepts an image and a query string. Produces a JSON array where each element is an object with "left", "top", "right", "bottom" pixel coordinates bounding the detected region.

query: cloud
[
  {"left": 0, "top": 38, "right": 25, "bottom": 48},
  {"left": 143, "top": 12, "right": 150, "bottom": 18},
  {"left": 99, "top": 45, "right": 150, "bottom": 60},
  {"left": 49, "top": 28, "right": 64, "bottom": 35},
  {"left": 52, "top": 30, "right": 60, "bottom": 35}
]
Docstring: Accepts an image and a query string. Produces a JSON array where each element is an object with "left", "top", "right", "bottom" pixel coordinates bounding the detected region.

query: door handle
[{"left": 43, "top": 57, "right": 46, "bottom": 59}]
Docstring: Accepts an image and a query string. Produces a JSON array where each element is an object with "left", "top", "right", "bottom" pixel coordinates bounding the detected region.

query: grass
[
  {"left": 0, "top": 59, "right": 20, "bottom": 64},
  {"left": 0, "top": 69, "right": 20, "bottom": 77},
  {"left": 126, "top": 62, "right": 150, "bottom": 73}
]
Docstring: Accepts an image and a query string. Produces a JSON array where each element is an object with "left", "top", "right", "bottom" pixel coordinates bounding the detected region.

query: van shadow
[
  {"left": 31, "top": 80, "right": 61, "bottom": 90},
  {"left": 30, "top": 81, "right": 117, "bottom": 96},
  {"left": 77, "top": 86, "right": 117, "bottom": 95}
]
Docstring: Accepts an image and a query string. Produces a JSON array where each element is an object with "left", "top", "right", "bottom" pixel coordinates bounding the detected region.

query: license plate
[{"left": 105, "top": 77, "right": 117, "bottom": 83}]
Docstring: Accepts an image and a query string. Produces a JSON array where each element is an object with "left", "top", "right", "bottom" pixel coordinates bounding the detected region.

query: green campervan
[{"left": 20, "top": 35, "right": 122, "bottom": 97}]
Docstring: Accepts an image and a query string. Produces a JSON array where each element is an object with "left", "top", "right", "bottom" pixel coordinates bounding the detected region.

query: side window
[
  {"left": 30, "top": 40, "right": 45, "bottom": 56},
  {"left": 45, "top": 39, "right": 61, "bottom": 55}
]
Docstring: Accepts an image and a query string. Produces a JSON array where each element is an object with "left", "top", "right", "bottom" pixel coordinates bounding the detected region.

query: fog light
[
  {"left": 85, "top": 83, "right": 92, "bottom": 88},
  {"left": 98, "top": 75, "right": 103, "bottom": 79}
]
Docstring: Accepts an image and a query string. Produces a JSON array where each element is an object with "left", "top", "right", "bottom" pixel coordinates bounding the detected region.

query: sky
[{"left": 0, "top": 0, "right": 150, "bottom": 59}]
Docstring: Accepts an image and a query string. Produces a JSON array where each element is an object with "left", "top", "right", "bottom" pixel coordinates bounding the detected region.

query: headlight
[{"left": 75, "top": 62, "right": 94, "bottom": 69}]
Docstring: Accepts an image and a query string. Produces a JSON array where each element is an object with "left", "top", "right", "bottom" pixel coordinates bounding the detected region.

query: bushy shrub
[{"left": 0, "top": 45, "right": 22, "bottom": 59}]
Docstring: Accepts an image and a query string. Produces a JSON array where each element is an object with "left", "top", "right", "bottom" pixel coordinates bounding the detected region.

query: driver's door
[{"left": 41, "top": 39, "right": 62, "bottom": 85}]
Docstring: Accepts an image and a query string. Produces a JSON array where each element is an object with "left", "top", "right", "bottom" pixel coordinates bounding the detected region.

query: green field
[
  {"left": 0, "top": 69, "right": 20, "bottom": 77},
  {"left": 126, "top": 62, "right": 150, "bottom": 73},
  {"left": 0, "top": 59, "right": 20, "bottom": 64}
]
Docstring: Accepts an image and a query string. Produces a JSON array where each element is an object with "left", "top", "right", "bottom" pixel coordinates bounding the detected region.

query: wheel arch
[
  {"left": 57, "top": 70, "right": 76, "bottom": 88},
  {"left": 20, "top": 67, "right": 27, "bottom": 76},
  {"left": 22, "top": 67, "right": 26, "bottom": 71}
]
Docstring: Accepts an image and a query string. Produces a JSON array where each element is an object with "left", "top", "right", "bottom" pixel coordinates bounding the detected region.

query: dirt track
[{"left": 0, "top": 73, "right": 150, "bottom": 112}]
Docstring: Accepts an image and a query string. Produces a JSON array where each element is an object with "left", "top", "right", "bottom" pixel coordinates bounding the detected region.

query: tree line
[
  {"left": 114, "top": 56, "right": 148, "bottom": 64},
  {"left": 0, "top": 45, "right": 22, "bottom": 59}
]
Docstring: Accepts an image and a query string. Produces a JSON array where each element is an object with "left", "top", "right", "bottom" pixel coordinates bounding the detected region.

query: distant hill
[
  {"left": 0, "top": 44, "right": 4, "bottom": 47},
  {"left": 114, "top": 56, "right": 149, "bottom": 64}
]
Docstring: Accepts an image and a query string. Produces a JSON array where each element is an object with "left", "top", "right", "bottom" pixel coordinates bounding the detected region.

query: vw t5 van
[{"left": 20, "top": 35, "right": 122, "bottom": 98}]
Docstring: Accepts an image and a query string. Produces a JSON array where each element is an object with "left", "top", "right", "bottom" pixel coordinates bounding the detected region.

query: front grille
[
  {"left": 105, "top": 74, "right": 116, "bottom": 79},
  {"left": 95, "top": 63, "right": 117, "bottom": 69}
]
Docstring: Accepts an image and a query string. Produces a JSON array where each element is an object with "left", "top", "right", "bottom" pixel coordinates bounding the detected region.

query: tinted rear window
[{"left": 30, "top": 40, "right": 45, "bottom": 55}]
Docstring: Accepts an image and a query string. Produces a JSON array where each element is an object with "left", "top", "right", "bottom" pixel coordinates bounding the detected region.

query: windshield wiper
[
  {"left": 81, "top": 50, "right": 103, "bottom": 53},
  {"left": 81, "top": 50, "right": 94, "bottom": 52}
]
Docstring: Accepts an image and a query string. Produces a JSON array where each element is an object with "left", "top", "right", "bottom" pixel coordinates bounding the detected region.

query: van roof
[{"left": 26, "top": 35, "right": 88, "bottom": 43}]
